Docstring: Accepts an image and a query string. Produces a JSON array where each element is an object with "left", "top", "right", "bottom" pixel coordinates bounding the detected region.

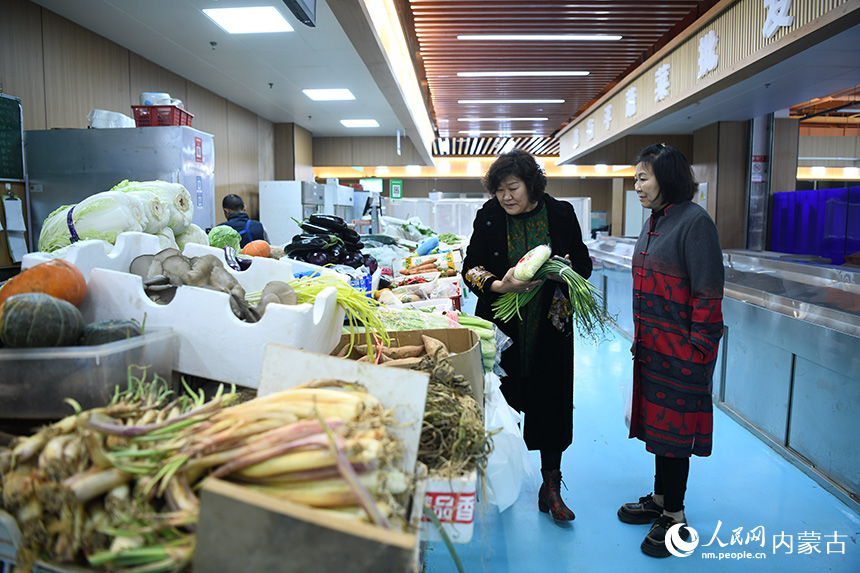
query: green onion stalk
[{"left": 491, "top": 257, "right": 612, "bottom": 342}]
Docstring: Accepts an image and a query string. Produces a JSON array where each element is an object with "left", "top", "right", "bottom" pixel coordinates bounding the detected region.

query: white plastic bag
[
  {"left": 621, "top": 375, "right": 633, "bottom": 430},
  {"left": 483, "top": 372, "right": 534, "bottom": 511}
]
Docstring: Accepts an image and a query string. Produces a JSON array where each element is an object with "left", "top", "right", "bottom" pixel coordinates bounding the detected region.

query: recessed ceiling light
[
  {"left": 458, "top": 130, "right": 537, "bottom": 135},
  {"left": 458, "top": 117, "right": 549, "bottom": 122},
  {"left": 340, "top": 119, "right": 380, "bottom": 128},
  {"left": 457, "top": 34, "right": 621, "bottom": 42},
  {"left": 458, "top": 99, "right": 565, "bottom": 104},
  {"left": 303, "top": 89, "right": 355, "bottom": 101},
  {"left": 457, "top": 71, "right": 588, "bottom": 77},
  {"left": 202, "top": 7, "right": 293, "bottom": 34}
]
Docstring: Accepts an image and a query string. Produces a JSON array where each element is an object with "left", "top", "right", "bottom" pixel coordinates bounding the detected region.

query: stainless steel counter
[{"left": 587, "top": 238, "right": 860, "bottom": 512}]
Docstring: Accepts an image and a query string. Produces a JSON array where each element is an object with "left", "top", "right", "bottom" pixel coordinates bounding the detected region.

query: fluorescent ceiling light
[
  {"left": 458, "top": 117, "right": 548, "bottom": 122},
  {"left": 612, "top": 165, "right": 631, "bottom": 171},
  {"left": 375, "top": 166, "right": 390, "bottom": 175},
  {"left": 458, "top": 130, "right": 537, "bottom": 135},
  {"left": 844, "top": 167, "right": 860, "bottom": 177},
  {"left": 340, "top": 119, "right": 380, "bottom": 128},
  {"left": 595, "top": 164, "right": 609, "bottom": 174},
  {"left": 458, "top": 71, "right": 588, "bottom": 77},
  {"left": 810, "top": 166, "right": 827, "bottom": 177},
  {"left": 561, "top": 164, "right": 578, "bottom": 176},
  {"left": 202, "top": 7, "right": 293, "bottom": 34},
  {"left": 406, "top": 165, "right": 422, "bottom": 176},
  {"left": 458, "top": 34, "right": 621, "bottom": 42},
  {"left": 436, "top": 160, "right": 451, "bottom": 175},
  {"left": 458, "top": 99, "right": 565, "bottom": 104},
  {"left": 303, "top": 89, "right": 355, "bottom": 101},
  {"left": 466, "top": 160, "right": 482, "bottom": 176}
]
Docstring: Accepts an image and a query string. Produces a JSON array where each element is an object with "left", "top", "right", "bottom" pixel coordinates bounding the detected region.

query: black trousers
[
  {"left": 653, "top": 455, "right": 690, "bottom": 513},
  {"left": 540, "top": 449, "right": 563, "bottom": 471}
]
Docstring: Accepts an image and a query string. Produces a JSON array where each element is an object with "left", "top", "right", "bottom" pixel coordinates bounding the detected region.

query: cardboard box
[{"left": 332, "top": 327, "right": 484, "bottom": 413}]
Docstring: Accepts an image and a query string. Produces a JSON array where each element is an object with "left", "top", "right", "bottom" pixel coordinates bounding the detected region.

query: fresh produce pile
[
  {"left": 0, "top": 373, "right": 411, "bottom": 571},
  {"left": 0, "top": 260, "right": 141, "bottom": 349},
  {"left": 491, "top": 244, "right": 613, "bottom": 341},
  {"left": 335, "top": 334, "right": 492, "bottom": 476},
  {"left": 284, "top": 214, "right": 377, "bottom": 271},
  {"left": 37, "top": 180, "right": 207, "bottom": 254}
]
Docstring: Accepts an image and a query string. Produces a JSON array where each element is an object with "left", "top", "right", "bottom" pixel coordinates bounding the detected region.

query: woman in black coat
[{"left": 462, "top": 149, "right": 592, "bottom": 521}]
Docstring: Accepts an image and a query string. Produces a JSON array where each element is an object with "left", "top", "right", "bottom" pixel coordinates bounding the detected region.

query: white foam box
[
  {"left": 78, "top": 268, "right": 344, "bottom": 389},
  {"left": 23, "top": 231, "right": 348, "bottom": 287},
  {"left": 191, "top": 344, "right": 431, "bottom": 572},
  {"left": 421, "top": 470, "right": 478, "bottom": 544}
]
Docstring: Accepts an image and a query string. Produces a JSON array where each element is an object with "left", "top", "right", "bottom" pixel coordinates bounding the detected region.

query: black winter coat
[
  {"left": 218, "top": 212, "right": 267, "bottom": 248},
  {"left": 463, "top": 195, "right": 592, "bottom": 451}
]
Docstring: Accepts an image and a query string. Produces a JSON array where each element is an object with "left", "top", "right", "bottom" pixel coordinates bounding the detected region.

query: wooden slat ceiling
[{"left": 403, "top": 0, "right": 718, "bottom": 156}]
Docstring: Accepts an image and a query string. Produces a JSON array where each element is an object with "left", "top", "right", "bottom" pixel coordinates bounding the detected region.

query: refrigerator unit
[
  {"left": 259, "top": 180, "right": 354, "bottom": 246},
  {"left": 24, "top": 126, "right": 215, "bottom": 246}
]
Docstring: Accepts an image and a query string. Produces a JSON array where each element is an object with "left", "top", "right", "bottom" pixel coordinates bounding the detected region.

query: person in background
[
  {"left": 618, "top": 143, "right": 724, "bottom": 557},
  {"left": 462, "top": 149, "right": 592, "bottom": 522},
  {"left": 219, "top": 194, "right": 268, "bottom": 248}
]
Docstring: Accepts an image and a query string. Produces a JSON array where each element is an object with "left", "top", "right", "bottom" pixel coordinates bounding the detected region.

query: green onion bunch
[{"left": 491, "top": 257, "right": 612, "bottom": 341}]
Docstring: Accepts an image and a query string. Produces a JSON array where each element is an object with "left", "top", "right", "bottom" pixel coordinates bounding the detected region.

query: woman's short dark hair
[
  {"left": 482, "top": 149, "right": 547, "bottom": 202},
  {"left": 634, "top": 144, "right": 697, "bottom": 204},
  {"left": 222, "top": 193, "right": 245, "bottom": 211}
]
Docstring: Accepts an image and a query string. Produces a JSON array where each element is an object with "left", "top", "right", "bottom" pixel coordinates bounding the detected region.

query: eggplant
[
  {"left": 362, "top": 254, "right": 378, "bottom": 274},
  {"left": 377, "top": 275, "right": 392, "bottom": 290},
  {"left": 288, "top": 252, "right": 308, "bottom": 263},
  {"left": 309, "top": 214, "right": 347, "bottom": 232},
  {"left": 342, "top": 251, "right": 364, "bottom": 269},
  {"left": 329, "top": 244, "right": 346, "bottom": 264},
  {"left": 307, "top": 251, "right": 331, "bottom": 266},
  {"left": 300, "top": 221, "right": 334, "bottom": 235},
  {"left": 285, "top": 236, "right": 331, "bottom": 254},
  {"left": 223, "top": 247, "right": 242, "bottom": 271},
  {"left": 339, "top": 227, "right": 361, "bottom": 242},
  {"left": 344, "top": 241, "right": 365, "bottom": 252}
]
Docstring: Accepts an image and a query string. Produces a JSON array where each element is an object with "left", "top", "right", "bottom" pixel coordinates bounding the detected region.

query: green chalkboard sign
[{"left": 0, "top": 94, "right": 24, "bottom": 181}]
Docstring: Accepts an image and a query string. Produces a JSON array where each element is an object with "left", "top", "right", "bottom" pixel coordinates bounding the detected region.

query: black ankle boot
[{"left": 538, "top": 469, "right": 575, "bottom": 521}]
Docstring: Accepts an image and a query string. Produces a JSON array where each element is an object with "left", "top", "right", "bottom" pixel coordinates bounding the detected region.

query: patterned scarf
[{"left": 506, "top": 199, "right": 550, "bottom": 375}]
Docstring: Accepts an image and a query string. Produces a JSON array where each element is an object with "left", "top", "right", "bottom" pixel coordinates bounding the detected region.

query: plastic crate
[{"left": 131, "top": 104, "right": 193, "bottom": 127}]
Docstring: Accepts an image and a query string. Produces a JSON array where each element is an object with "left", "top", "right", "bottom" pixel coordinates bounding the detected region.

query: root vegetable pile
[{"left": 0, "top": 370, "right": 408, "bottom": 572}]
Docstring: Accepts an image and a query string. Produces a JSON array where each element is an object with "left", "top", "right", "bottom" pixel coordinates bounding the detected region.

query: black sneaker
[
  {"left": 617, "top": 493, "right": 663, "bottom": 524},
  {"left": 641, "top": 514, "right": 691, "bottom": 558}
]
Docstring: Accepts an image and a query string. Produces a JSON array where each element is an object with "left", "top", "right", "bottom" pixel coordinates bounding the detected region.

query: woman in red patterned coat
[{"left": 617, "top": 144, "right": 724, "bottom": 558}]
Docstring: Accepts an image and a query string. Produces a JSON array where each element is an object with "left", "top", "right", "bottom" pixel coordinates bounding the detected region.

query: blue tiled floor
[{"left": 424, "top": 294, "right": 860, "bottom": 571}]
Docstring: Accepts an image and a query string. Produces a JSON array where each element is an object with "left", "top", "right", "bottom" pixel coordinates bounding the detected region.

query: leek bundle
[{"left": 492, "top": 245, "right": 612, "bottom": 341}]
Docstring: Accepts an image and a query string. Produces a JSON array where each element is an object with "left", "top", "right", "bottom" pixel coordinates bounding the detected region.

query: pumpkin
[
  {"left": 0, "top": 293, "right": 84, "bottom": 348},
  {"left": 0, "top": 259, "right": 87, "bottom": 307},
  {"left": 241, "top": 240, "right": 271, "bottom": 258},
  {"left": 80, "top": 319, "right": 142, "bottom": 346}
]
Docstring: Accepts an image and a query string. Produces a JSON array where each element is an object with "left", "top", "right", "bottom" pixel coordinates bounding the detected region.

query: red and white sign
[
  {"left": 751, "top": 155, "right": 767, "bottom": 183},
  {"left": 423, "top": 491, "right": 476, "bottom": 524},
  {"left": 194, "top": 137, "right": 203, "bottom": 162}
]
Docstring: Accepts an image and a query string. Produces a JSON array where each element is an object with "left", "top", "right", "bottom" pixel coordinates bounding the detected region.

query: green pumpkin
[
  {"left": 0, "top": 292, "right": 84, "bottom": 348},
  {"left": 80, "top": 319, "right": 142, "bottom": 346}
]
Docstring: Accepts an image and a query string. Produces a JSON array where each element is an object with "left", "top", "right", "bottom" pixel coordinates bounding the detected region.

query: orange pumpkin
[
  {"left": 0, "top": 259, "right": 87, "bottom": 307},
  {"left": 241, "top": 240, "right": 272, "bottom": 258}
]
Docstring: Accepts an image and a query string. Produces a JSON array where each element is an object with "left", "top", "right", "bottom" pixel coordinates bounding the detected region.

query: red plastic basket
[{"left": 131, "top": 105, "right": 193, "bottom": 127}]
